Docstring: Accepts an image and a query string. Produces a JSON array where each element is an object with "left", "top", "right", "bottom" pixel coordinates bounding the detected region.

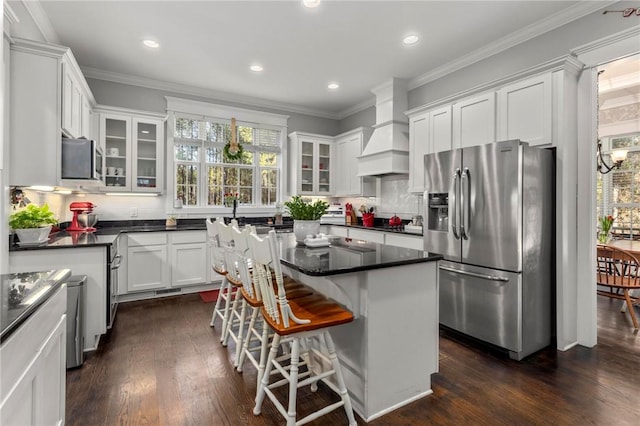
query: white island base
[{"left": 283, "top": 260, "right": 439, "bottom": 422}]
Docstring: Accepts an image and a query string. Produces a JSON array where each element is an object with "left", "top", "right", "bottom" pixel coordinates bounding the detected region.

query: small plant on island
[{"left": 283, "top": 196, "right": 329, "bottom": 221}]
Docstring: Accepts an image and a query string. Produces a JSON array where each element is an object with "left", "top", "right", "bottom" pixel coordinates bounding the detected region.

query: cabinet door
[
  {"left": 430, "top": 105, "right": 452, "bottom": 154},
  {"left": 62, "top": 68, "right": 82, "bottom": 138},
  {"left": 127, "top": 245, "right": 169, "bottom": 292},
  {"left": 132, "top": 118, "right": 164, "bottom": 192},
  {"left": 171, "top": 243, "right": 208, "bottom": 287},
  {"left": 62, "top": 71, "right": 74, "bottom": 136},
  {"left": 102, "top": 114, "right": 131, "bottom": 190},
  {"left": 384, "top": 233, "right": 423, "bottom": 250},
  {"left": 453, "top": 92, "right": 496, "bottom": 149},
  {"left": 316, "top": 141, "right": 332, "bottom": 195},
  {"left": 299, "top": 140, "right": 315, "bottom": 194},
  {"left": 349, "top": 228, "right": 384, "bottom": 244},
  {"left": 335, "top": 135, "right": 361, "bottom": 196},
  {"left": 408, "top": 112, "right": 429, "bottom": 193},
  {"left": 498, "top": 73, "right": 552, "bottom": 146},
  {"left": 81, "top": 96, "right": 92, "bottom": 139}
]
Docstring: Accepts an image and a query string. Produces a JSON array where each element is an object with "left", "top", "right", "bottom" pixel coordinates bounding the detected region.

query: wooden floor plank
[{"left": 66, "top": 294, "right": 640, "bottom": 425}]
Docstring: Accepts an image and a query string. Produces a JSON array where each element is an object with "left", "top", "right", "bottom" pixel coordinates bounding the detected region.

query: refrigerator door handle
[
  {"left": 451, "top": 169, "right": 461, "bottom": 240},
  {"left": 460, "top": 167, "right": 470, "bottom": 240},
  {"left": 440, "top": 265, "right": 509, "bottom": 283}
]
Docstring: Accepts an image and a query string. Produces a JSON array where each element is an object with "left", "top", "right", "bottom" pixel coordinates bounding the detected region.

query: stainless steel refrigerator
[{"left": 424, "top": 139, "right": 553, "bottom": 360}]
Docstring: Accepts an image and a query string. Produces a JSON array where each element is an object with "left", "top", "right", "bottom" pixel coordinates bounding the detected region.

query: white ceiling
[{"left": 27, "top": 0, "right": 610, "bottom": 119}]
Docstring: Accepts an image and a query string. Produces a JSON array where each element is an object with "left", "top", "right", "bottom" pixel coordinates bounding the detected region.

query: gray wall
[
  {"left": 337, "top": 106, "right": 375, "bottom": 135},
  {"left": 86, "top": 78, "right": 340, "bottom": 136}
]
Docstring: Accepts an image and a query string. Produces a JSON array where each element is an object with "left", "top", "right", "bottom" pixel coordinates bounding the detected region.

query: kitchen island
[
  {"left": 1, "top": 269, "right": 71, "bottom": 425},
  {"left": 274, "top": 233, "right": 441, "bottom": 422}
]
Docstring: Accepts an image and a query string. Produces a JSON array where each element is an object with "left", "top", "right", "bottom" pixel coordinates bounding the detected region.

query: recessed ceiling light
[
  {"left": 328, "top": 82, "right": 339, "bottom": 90},
  {"left": 143, "top": 39, "right": 159, "bottom": 49},
  {"left": 403, "top": 35, "right": 419, "bottom": 46},
  {"left": 303, "top": 0, "right": 321, "bottom": 8},
  {"left": 250, "top": 64, "right": 264, "bottom": 72},
  {"left": 141, "top": 130, "right": 150, "bottom": 134}
]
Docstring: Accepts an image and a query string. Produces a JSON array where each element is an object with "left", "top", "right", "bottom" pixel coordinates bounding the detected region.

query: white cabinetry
[
  {"left": 170, "top": 231, "right": 208, "bottom": 287},
  {"left": 452, "top": 92, "right": 496, "bottom": 149},
  {"left": 1, "top": 286, "right": 66, "bottom": 426},
  {"left": 348, "top": 228, "right": 385, "bottom": 244},
  {"left": 334, "top": 127, "right": 375, "bottom": 197},
  {"left": 98, "top": 107, "right": 165, "bottom": 193},
  {"left": 288, "top": 132, "right": 333, "bottom": 196},
  {"left": 9, "top": 38, "right": 95, "bottom": 187},
  {"left": 127, "top": 233, "right": 170, "bottom": 292},
  {"left": 407, "top": 106, "right": 452, "bottom": 193},
  {"left": 408, "top": 112, "right": 429, "bottom": 193},
  {"left": 384, "top": 232, "right": 423, "bottom": 251},
  {"left": 10, "top": 247, "right": 108, "bottom": 351},
  {"left": 126, "top": 231, "right": 208, "bottom": 293},
  {"left": 498, "top": 73, "right": 552, "bottom": 147},
  {"left": 62, "top": 55, "right": 93, "bottom": 139}
]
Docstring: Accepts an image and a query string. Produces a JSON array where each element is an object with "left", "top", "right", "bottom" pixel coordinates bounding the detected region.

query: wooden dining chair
[
  {"left": 248, "top": 230, "right": 356, "bottom": 426},
  {"left": 206, "top": 217, "right": 237, "bottom": 340},
  {"left": 596, "top": 244, "right": 640, "bottom": 329}
]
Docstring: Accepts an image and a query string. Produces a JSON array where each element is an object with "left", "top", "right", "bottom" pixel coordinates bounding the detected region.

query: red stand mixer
[{"left": 67, "top": 201, "right": 98, "bottom": 232}]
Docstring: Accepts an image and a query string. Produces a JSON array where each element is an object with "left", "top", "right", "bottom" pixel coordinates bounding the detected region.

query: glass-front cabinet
[
  {"left": 99, "top": 109, "right": 165, "bottom": 193},
  {"left": 289, "top": 132, "right": 333, "bottom": 195}
]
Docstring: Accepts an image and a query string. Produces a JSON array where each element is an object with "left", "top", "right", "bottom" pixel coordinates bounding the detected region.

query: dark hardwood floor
[{"left": 66, "top": 295, "right": 640, "bottom": 425}]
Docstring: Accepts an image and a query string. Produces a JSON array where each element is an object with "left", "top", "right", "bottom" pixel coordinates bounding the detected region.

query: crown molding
[
  {"left": 337, "top": 97, "right": 375, "bottom": 119},
  {"left": 407, "top": 0, "right": 615, "bottom": 91},
  {"left": 82, "top": 66, "right": 341, "bottom": 121},
  {"left": 4, "top": 1, "right": 19, "bottom": 26},
  {"left": 21, "top": 0, "right": 59, "bottom": 44}
]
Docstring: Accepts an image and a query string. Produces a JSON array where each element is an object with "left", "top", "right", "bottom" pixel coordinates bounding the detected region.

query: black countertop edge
[
  {"left": 330, "top": 223, "right": 423, "bottom": 236},
  {"left": 281, "top": 254, "right": 442, "bottom": 277},
  {"left": 9, "top": 218, "right": 294, "bottom": 252},
  {"left": 1, "top": 269, "right": 71, "bottom": 343}
]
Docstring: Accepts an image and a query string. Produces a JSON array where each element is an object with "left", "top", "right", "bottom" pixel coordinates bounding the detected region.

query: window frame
[
  {"left": 166, "top": 99, "right": 289, "bottom": 215},
  {"left": 598, "top": 132, "right": 640, "bottom": 236}
]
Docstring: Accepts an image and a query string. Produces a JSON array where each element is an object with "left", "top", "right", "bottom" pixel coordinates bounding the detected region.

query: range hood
[{"left": 357, "top": 78, "right": 410, "bottom": 177}]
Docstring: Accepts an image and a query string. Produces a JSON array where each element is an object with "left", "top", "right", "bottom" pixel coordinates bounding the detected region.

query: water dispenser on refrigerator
[{"left": 427, "top": 193, "right": 448, "bottom": 232}]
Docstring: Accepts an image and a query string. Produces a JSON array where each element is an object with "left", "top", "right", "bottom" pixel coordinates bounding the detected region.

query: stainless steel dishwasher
[{"left": 66, "top": 275, "right": 86, "bottom": 369}]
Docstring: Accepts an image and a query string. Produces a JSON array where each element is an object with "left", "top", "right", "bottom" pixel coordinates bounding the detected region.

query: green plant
[
  {"left": 9, "top": 204, "right": 57, "bottom": 229},
  {"left": 284, "top": 196, "right": 329, "bottom": 221}
]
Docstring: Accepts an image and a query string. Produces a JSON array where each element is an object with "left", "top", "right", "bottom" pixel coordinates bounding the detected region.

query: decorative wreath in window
[
  {"left": 223, "top": 117, "right": 244, "bottom": 161},
  {"left": 223, "top": 141, "right": 244, "bottom": 161}
]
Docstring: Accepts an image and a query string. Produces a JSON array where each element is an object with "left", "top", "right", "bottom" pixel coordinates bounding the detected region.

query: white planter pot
[
  {"left": 293, "top": 220, "right": 320, "bottom": 244},
  {"left": 15, "top": 225, "right": 52, "bottom": 243}
]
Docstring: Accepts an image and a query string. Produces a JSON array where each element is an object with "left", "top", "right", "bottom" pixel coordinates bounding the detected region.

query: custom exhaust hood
[{"left": 357, "top": 78, "right": 410, "bottom": 177}]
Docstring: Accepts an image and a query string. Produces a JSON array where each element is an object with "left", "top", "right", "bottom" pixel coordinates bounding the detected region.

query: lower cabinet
[
  {"left": 328, "top": 225, "right": 423, "bottom": 250},
  {"left": 170, "top": 231, "right": 208, "bottom": 287},
  {"left": 127, "top": 233, "right": 170, "bottom": 292},
  {"left": 127, "top": 231, "right": 208, "bottom": 293},
  {"left": 10, "top": 247, "right": 108, "bottom": 351},
  {"left": 1, "top": 286, "right": 66, "bottom": 426},
  {"left": 384, "top": 232, "right": 423, "bottom": 251}
]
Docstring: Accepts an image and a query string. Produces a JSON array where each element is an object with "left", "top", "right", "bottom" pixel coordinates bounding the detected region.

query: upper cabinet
[
  {"left": 497, "top": 73, "right": 552, "bottom": 147},
  {"left": 288, "top": 132, "right": 334, "bottom": 196},
  {"left": 407, "top": 105, "right": 452, "bottom": 193},
  {"left": 452, "top": 92, "right": 496, "bottom": 149},
  {"left": 9, "top": 38, "right": 96, "bottom": 187},
  {"left": 97, "top": 107, "right": 165, "bottom": 193},
  {"left": 334, "top": 127, "right": 375, "bottom": 197}
]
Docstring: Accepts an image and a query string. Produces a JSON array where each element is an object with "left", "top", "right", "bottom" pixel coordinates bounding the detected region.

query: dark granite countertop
[
  {"left": 332, "top": 223, "right": 423, "bottom": 235},
  {"left": 277, "top": 233, "right": 440, "bottom": 277},
  {"left": 1, "top": 269, "right": 71, "bottom": 343},
  {"left": 9, "top": 217, "right": 293, "bottom": 252}
]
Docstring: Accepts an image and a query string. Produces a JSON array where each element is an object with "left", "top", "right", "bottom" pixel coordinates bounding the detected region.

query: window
[
  {"left": 172, "top": 115, "right": 283, "bottom": 209},
  {"left": 597, "top": 133, "right": 640, "bottom": 236}
]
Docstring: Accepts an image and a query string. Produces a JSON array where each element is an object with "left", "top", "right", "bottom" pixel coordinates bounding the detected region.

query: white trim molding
[{"left": 165, "top": 97, "right": 289, "bottom": 128}]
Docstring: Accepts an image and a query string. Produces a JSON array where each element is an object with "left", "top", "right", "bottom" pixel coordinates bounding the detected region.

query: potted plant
[
  {"left": 283, "top": 195, "right": 329, "bottom": 244},
  {"left": 9, "top": 204, "right": 58, "bottom": 244}
]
